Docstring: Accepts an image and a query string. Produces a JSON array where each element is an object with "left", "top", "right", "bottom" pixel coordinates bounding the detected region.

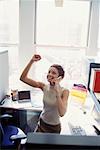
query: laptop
[{"left": 18, "top": 91, "right": 31, "bottom": 103}]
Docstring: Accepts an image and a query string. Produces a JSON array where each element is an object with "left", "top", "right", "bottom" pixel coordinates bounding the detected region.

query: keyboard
[{"left": 68, "top": 122, "right": 86, "bottom": 136}]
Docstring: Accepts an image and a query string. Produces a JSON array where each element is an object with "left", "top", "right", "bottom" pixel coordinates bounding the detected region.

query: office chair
[{"left": 0, "top": 114, "right": 27, "bottom": 150}]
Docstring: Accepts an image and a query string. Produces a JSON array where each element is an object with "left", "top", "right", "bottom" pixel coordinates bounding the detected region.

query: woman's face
[{"left": 47, "top": 66, "right": 59, "bottom": 85}]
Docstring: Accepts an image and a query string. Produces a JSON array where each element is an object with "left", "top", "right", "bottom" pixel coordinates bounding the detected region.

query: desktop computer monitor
[
  {"left": 87, "top": 62, "right": 100, "bottom": 121},
  {"left": 0, "top": 50, "right": 9, "bottom": 102}
]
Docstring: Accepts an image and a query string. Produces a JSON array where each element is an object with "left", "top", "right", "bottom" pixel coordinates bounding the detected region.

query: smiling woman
[{"left": 20, "top": 54, "right": 69, "bottom": 134}]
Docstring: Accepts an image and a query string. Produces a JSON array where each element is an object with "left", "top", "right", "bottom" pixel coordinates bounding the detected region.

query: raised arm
[{"left": 20, "top": 54, "right": 45, "bottom": 90}]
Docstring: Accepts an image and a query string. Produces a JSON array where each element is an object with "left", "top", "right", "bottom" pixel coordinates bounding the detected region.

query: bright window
[
  {"left": 34, "top": 0, "right": 91, "bottom": 88},
  {"left": 0, "top": 0, "right": 19, "bottom": 43},
  {"left": 36, "top": 0, "right": 90, "bottom": 47},
  {"left": 0, "top": 0, "right": 19, "bottom": 90}
]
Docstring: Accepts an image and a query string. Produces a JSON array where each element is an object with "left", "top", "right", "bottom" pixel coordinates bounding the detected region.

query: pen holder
[{"left": 11, "top": 89, "right": 18, "bottom": 101}]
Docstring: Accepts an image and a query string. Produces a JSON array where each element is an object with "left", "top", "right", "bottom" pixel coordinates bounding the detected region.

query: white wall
[{"left": 0, "top": 50, "right": 9, "bottom": 101}]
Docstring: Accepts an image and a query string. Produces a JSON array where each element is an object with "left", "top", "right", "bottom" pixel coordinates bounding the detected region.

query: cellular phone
[
  {"left": 52, "top": 76, "right": 62, "bottom": 85},
  {"left": 57, "top": 76, "right": 62, "bottom": 80}
]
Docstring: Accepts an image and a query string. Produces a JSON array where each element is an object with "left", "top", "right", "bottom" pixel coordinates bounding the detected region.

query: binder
[{"left": 90, "top": 69, "right": 100, "bottom": 93}]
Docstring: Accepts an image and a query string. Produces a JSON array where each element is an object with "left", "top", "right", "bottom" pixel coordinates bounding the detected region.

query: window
[
  {"left": 34, "top": 0, "right": 91, "bottom": 87},
  {"left": 0, "top": 0, "right": 19, "bottom": 90},
  {"left": 36, "top": 0, "right": 90, "bottom": 47},
  {"left": 0, "top": 0, "right": 19, "bottom": 43}
]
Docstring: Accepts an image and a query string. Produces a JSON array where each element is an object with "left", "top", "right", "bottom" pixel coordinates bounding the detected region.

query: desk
[
  {"left": 0, "top": 92, "right": 100, "bottom": 136},
  {"left": 60, "top": 92, "right": 100, "bottom": 136},
  {"left": 0, "top": 92, "right": 43, "bottom": 111},
  {"left": 0, "top": 93, "right": 43, "bottom": 133}
]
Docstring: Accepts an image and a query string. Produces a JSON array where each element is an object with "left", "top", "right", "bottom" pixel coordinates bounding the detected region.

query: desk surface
[
  {"left": 1, "top": 92, "right": 100, "bottom": 136},
  {"left": 60, "top": 93, "right": 100, "bottom": 136},
  {"left": 0, "top": 93, "right": 43, "bottom": 111}
]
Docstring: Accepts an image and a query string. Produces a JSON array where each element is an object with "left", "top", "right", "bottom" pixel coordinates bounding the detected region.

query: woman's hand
[
  {"left": 51, "top": 76, "right": 62, "bottom": 86},
  {"left": 31, "top": 54, "right": 41, "bottom": 62},
  {"left": 51, "top": 76, "right": 62, "bottom": 93}
]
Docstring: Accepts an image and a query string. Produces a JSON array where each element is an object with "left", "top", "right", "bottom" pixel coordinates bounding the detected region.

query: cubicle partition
[
  {"left": 26, "top": 132, "right": 100, "bottom": 150},
  {"left": 0, "top": 107, "right": 41, "bottom": 134}
]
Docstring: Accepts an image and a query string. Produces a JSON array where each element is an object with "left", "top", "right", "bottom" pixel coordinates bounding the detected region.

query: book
[
  {"left": 90, "top": 68, "right": 100, "bottom": 93},
  {"left": 70, "top": 89, "right": 87, "bottom": 99},
  {"left": 70, "top": 84, "right": 87, "bottom": 104},
  {"left": 72, "top": 86, "right": 87, "bottom": 92}
]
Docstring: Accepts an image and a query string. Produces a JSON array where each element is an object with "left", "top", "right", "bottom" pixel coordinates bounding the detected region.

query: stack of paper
[{"left": 70, "top": 84, "right": 87, "bottom": 104}]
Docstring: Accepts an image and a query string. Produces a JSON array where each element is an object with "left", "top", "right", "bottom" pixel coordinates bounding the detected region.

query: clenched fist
[{"left": 31, "top": 54, "right": 41, "bottom": 62}]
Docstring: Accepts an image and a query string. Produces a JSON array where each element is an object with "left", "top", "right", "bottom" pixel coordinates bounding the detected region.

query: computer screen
[
  {"left": 18, "top": 91, "right": 31, "bottom": 100},
  {"left": 0, "top": 50, "right": 9, "bottom": 102}
]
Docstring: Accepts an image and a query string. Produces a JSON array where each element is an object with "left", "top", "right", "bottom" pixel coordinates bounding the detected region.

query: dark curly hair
[{"left": 51, "top": 64, "right": 65, "bottom": 78}]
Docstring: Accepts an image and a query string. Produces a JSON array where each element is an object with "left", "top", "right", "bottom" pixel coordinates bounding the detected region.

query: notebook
[{"left": 18, "top": 91, "right": 31, "bottom": 103}]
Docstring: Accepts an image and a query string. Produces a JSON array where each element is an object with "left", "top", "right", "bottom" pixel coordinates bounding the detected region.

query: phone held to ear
[
  {"left": 57, "top": 76, "right": 62, "bottom": 80},
  {"left": 52, "top": 76, "right": 62, "bottom": 86}
]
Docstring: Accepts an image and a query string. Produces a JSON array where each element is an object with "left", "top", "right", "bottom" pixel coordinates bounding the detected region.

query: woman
[{"left": 20, "top": 54, "right": 69, "bottom": 133}]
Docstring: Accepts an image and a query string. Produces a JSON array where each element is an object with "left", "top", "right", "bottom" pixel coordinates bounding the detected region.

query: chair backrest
[
  {"left": 2, "top": 125, "right": 18, "bottom": 146},
  {"left": 0, "top": 123, "right": 4, "bottom": 147},
  {"left": 0, "top": 114, "right": 27, "bottom": 150}
]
